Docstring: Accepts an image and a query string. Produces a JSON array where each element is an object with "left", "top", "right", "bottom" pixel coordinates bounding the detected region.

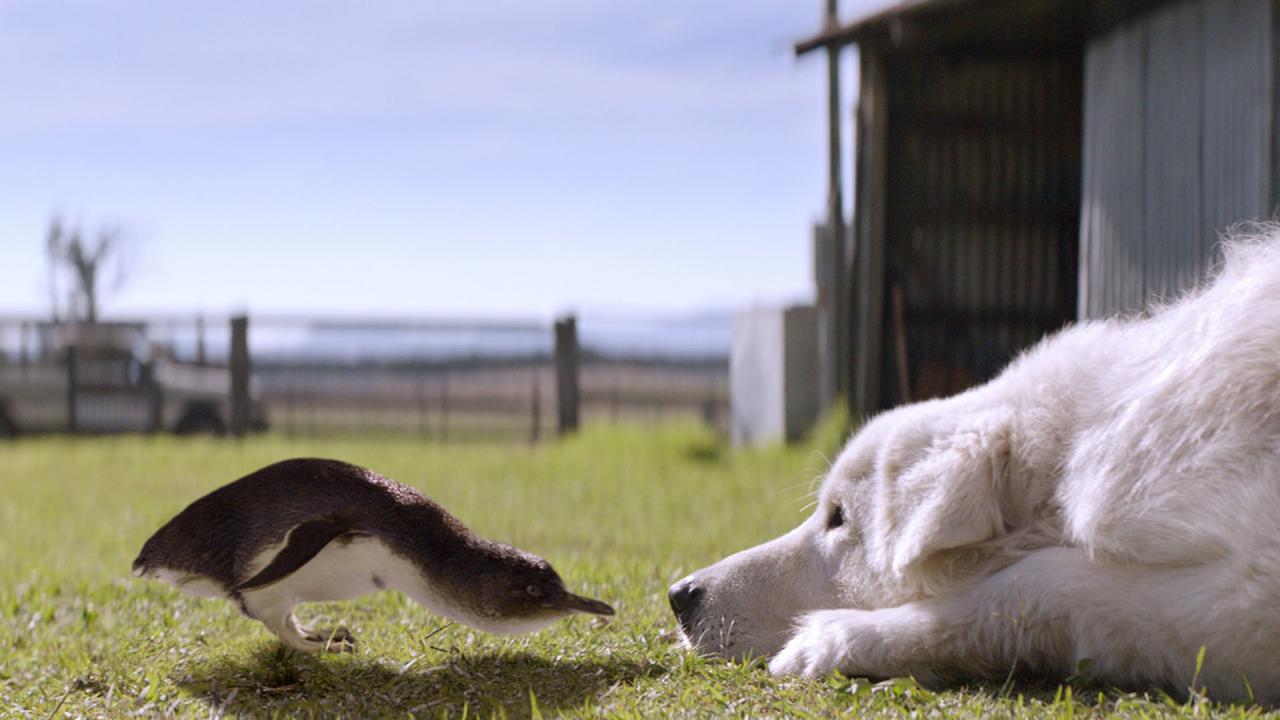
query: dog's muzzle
[{"left": 668, "top": 577, "right": 705, "bottom": 634}]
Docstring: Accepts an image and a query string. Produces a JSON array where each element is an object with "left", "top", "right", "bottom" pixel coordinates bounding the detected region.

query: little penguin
[{"left": 133, "top": 458, "right": 614, "bottom": 652}]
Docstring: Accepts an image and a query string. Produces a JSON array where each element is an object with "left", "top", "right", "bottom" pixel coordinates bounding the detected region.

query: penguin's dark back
[{"left": 133, "top": 458, "right": 469, "bottom": 588}]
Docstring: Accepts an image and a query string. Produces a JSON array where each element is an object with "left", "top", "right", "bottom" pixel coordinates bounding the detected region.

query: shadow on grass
[
  {"left": 178, "top": 643, "right": 662, "bottom": 718},
  {"left": 915, "top": 674, "right": 1230, "bottom": 712}
]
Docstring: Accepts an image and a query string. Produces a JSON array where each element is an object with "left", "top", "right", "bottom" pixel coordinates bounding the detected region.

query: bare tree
[{"left": 46, "top": 214, "right": 131, "bottom": 324}]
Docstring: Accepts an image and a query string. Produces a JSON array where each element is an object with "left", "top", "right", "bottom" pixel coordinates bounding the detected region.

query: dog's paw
[
  {"left": 768, "top": 610, "right": 855, "bottom": 678},
  {"left": 768, "top": 607, "right": 938, "bottom": 681}
]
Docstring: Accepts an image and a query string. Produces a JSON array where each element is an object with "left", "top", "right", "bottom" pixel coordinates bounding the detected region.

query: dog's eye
[{"left": 826, "top": 504, "right": 845, "bottom": 530}]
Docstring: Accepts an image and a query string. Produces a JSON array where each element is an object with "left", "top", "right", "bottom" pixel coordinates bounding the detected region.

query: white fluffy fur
[{"left": 677, "top": 230, "right": 1280, "bottom": 701}]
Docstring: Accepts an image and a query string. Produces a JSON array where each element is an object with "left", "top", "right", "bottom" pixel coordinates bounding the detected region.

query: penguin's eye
[
  {"left": 525, "top": 584, "right": 543, "bottom": 598},
  {"left": 826, "top": 504, "right": 845, "bottom": 530}
]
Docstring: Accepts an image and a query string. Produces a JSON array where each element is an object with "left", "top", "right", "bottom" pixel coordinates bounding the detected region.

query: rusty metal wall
[
  {"left": 1080, "top": 0, "right": 1276, "bottom": 319},
  {"left": 879, "top": 52, "right": 1082, "bottom": 406}
]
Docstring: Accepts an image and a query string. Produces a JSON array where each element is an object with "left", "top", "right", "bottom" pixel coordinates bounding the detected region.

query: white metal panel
[
  {"left": 1081, "top": 0, "right": 1274, "bottom": 318},
  {"left": 1082, "top": 21, "right": 1148, "bottom": 317}
]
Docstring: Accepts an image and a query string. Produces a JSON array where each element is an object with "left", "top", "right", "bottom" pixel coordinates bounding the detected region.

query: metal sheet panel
[
  {"left": 1144, "top": 0, "right": 1205, "bottom": 306},
  {"left": 1082, "top": 22, "right": 1147, "bottom": 317},
  {"left": 880, "top": 52, "right": 1081, "bottom": 407},
  {"left": 1202, "top": 0, "right": 1273, "bottom": 257},
  {"left": 1081, "top": 0, "right": 1274, "bottom": 318}
]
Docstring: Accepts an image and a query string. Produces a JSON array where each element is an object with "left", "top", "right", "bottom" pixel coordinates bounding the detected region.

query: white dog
[{"left": 671, "top": 231, "right": 1280, "bottom": 702}]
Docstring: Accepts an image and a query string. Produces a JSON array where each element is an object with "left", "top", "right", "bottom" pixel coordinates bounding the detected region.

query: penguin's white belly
[
  {"left": 237, "top": 534, "right": 527, "bottom": 635},
  {"left": 246, "top": 535, "right": 427, "bottom": 603}
]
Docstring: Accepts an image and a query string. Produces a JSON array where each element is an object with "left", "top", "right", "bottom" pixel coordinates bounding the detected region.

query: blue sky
[{"left": 0, "top": 1, "right": 889, "bottom": 319}]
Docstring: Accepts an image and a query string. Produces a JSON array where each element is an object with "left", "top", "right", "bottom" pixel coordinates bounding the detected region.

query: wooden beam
[
  {"left": 852, "top": 51, "right": 889, "bottom": 416},
  {"left": 825, "top": 0, "right": 849, "bottom": 407},
  {"left": 796, "top": 25, "right": 851, "bottom": 55}
]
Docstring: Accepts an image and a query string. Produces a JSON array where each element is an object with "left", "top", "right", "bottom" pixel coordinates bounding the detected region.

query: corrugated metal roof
[
  {"left": 796, "top": 0, "right": 972, "bottom": 54},
  {"left": 795, "top": 0, "right": 1172, "bottom": 55}
]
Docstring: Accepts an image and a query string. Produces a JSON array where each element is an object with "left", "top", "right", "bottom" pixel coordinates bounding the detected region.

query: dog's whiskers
[{"left": 780, "top": 478, "right": 819, "bottom": 495}]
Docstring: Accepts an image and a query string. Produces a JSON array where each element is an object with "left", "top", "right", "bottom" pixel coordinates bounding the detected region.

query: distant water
[{"left": 149, "top": 312, "right": 733, "bottom": 363}]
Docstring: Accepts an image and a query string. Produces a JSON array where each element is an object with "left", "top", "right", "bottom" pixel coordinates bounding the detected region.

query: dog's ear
[{"left": 872, "top": 409, "right": 1012, "bottom": 580}]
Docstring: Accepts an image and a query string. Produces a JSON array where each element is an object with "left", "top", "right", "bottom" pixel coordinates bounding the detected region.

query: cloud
[
  {"left": 0, "top": 0, "right": 824, "bottom": 134},
  {"left": 0, "top": 0, "right": 876, "bottom": 315}
]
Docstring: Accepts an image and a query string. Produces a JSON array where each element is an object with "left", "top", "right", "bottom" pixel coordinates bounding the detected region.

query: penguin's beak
[{"left": 546, "top": 591, "right": 615, "bottom": 616}]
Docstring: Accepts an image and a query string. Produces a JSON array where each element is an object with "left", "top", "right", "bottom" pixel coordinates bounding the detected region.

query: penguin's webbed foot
[
  {"left": 301, "top": 625, "right": 357, "bottom": 653},
  {"left": 243, "top": 596, "right": 358, "bottom": 654}
]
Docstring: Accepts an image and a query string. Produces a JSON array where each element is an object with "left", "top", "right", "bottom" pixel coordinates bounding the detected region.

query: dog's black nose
[{"left": 668, "top": 579, "right": 705, "bottom": 619}]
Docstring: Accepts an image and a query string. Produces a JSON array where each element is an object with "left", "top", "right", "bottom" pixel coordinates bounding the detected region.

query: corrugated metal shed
[
  {"left": 834, "top": 3, "right": 1091, "bottom": 412},
  {"left": 800, "top": 0, "right": 1280, "bottom": 415},
  {"left": 880, "top": 53, "right": 1080, "bottom": 405},
  {"left": 1082, "top": 0, "right": 1277, "bottom": 316}
]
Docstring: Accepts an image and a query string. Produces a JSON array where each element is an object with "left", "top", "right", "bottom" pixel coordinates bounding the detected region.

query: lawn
[{"left": 0, "top": 420, "right": 1274, "bottom": 718}]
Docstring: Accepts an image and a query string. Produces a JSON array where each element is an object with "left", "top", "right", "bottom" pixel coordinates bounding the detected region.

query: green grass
[{"left": 0, "top": 419, "right": 1274, "bottom": 718}]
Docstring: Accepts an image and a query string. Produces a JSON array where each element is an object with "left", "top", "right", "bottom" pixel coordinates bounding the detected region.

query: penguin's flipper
[{"left": 235, "top": 516, "right": 360, "bottom": 592}]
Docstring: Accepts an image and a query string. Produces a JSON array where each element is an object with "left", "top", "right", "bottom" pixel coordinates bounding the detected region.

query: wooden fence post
[
  {"left": 416, "top": 371, "right": 427, "bottom": 440},
  {"left": 530, "top": 371, "right": 542, "bottom": 444},
  {"left": 701, "top": 395, "right": 718, "bottom": 429},
  {"left": 65, "top": 344, "right": 78, "bottom": 433},
  {"left": 287, "top": 374, "right": 296, "bottom": 438},
  {"left": 195, "top": 313, "right": 207, "bottom": 366},
  {"left": 229, "top": 315, "right": 251, "bottom": 437},
  {"left": 440, "top": 371, "right": 450, "bottom": 442},
  {"left": 554, "top": 315, "right": 579, "bottom": 435},
  {"left": 19, "top": 321, "right": 29, "bottom": 368},
  {"left": 147, "top": 363, "right": 163, "bottom": 433}
]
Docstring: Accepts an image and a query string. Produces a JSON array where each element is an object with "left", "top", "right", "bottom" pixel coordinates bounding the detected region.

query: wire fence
[{"left": 0, "top": 314, "right": 729, "bottom": 441}]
